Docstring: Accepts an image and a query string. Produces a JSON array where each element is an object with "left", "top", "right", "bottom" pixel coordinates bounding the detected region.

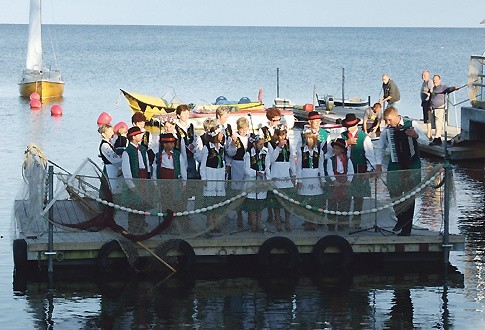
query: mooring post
[
  {"left": 443, "top": 107, "right": 451, "bottom": 264},
  {"left": 341, "top": 68, "right": 345, "bottom": 108},
  {"left": 47, "top": 165, "right": 54, "bottom": 273},
  {"left": 276, "top": 67, "right": 280, "bottom": 99}
]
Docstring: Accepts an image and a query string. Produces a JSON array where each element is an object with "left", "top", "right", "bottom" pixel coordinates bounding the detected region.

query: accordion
[{"left": 387, "top": 127, "right": 417, "bottom": 168}]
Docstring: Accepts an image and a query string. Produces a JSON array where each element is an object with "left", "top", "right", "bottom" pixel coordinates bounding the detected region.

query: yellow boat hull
[
  {"left": 121, "top": 89, "right": 264, "bottom": 120},
  {"left": 19, "top": 80, "right": 64, "bottom": 99},
  {"left": 120, "top": 89, "right": 180, "bottom": 120}
]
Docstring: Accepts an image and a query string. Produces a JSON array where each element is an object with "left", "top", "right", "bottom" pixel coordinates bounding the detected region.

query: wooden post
[
  {"left": 342, "top": 68, "right": 345, "bottom": 108},
  {"left": 276, "top": 68, "right": 280, "bottom": 98},
  {"left": 47, "top": 165, "right": 54, "bottom": 273}
]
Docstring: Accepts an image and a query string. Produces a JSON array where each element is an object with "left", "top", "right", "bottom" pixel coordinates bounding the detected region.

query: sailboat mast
[{"left": 26, "top": 0, "right": 43, "bottom": 70}]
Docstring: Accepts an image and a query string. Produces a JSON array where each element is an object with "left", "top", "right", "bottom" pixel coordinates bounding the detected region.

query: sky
[{"left": 1, "top": 0, "right": 484, "bottom": 28}]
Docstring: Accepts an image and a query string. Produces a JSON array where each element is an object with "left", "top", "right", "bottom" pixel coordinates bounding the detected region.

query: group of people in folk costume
[{"left": 98, "top": 102, "right": 428, "bottom": 236}]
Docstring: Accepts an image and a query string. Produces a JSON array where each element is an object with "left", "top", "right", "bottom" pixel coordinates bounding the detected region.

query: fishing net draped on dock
[{"left": 15, "top": 144, "right": 446, "bottom": 245}]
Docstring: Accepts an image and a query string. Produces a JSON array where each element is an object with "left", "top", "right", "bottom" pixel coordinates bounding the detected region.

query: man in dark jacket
[
  {"left": 429, "top": 75, "right": 460, "bottom": 146},
  {"left": 379, "top": 74, "right": 401, "bottom": 108}
]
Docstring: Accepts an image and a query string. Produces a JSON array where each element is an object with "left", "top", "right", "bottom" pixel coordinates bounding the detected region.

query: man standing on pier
[
  {"left": 375, "top": 107, "right": 429, "bottom": 236},
  {"left": 420, "top": 70, "right": 434, "bottom": 140},
  {"left": 379, "top": 74, "right": 401, "bottom": 109},
  {"left": 429, "top": 75, "right": 460, "bottom": 146}
]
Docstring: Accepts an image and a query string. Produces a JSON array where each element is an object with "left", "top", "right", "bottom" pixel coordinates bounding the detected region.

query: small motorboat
[{"left": 318, "top": 95, "right": 368, "bottom": 108}]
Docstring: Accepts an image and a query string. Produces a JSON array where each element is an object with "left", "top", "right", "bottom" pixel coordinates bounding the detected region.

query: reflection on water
[{"left": 13, "top": 264, "right": 466, "bottom": 329}]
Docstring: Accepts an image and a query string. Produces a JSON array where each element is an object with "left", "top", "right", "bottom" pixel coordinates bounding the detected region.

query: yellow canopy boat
[
  {"left": 120, "top": 89, "right": 182, "bottom": 120},
  {"left": 121, "top": 89, "right": 265, "bottom": 121}
]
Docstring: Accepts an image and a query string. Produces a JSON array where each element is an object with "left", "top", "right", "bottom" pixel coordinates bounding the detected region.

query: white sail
[{"left": 26, "top": 0, "right": 42, "bottom": 70}]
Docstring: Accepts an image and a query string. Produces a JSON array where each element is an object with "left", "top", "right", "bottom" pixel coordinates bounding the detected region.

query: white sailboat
[{"left": 19, "top": 0, "right": 64, "bottom": 99}]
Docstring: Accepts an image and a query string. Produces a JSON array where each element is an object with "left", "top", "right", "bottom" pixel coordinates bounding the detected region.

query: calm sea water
[{"left": 0, "top": 25, "right": 484, "bottom": 328}]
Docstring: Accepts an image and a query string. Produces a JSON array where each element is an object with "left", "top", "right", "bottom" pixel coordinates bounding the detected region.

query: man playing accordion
[{"left": 375, "top": 107, "right": 429, "bottom": 236}]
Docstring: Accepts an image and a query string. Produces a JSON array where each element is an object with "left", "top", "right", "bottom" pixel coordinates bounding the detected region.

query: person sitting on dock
[
  {"left": 375, "top": 107, "right": 429, "bottom": 236},
  {"left": 429, "top": 74, "right": 460, "bottom": 146},
  {"left": 267, "top": 124, "right": 296, "bottom": 232},
  {"left": 363, "top": 103, "right": 383, "bottom": 138},
  {"left": 341, "top": 113, "right": 377, "bottom": 227},
  {"left": 226, "top": 117, "right": 250, "bottom": 228},
  {"left": 326, "top": 138, "right": 354, "bottom": 230},
  {"left": 244, "top": 133, "right": 271, "bottom": 232},
  {"left": 379, "top": 74, "right": 401, "bottom": 109},
  {"left": 296, "top": 128, "right": 325, "bottom": 231}
]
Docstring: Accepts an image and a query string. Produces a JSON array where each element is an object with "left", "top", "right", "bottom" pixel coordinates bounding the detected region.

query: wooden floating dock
[
  {"left": 418, "top": 140, "right": 485, "bottom": 161},
  {"left": 13, "top": 198, "right": 465, "bottom": 274}
]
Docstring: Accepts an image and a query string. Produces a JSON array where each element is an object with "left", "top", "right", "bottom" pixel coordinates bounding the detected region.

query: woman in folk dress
[
  {"left": 295, "top": 128, "right": 325, "bottom": 231},
  {"left": 226, "top": 117, "right": 250, "bottom": 227},
  {"left": 267, "top": 124, "right": 296, "bottom": 231},
  {"left": 244, "top": 134, "right": 271, "bottom": 232},
  {"left": 98, "top": 124, "right": 122, "bottom": 194},
  {"left": 199, "top": 124, "right": 226, "bottom": 232}
]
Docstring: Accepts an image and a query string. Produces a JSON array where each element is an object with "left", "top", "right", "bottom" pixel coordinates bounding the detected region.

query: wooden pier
[{"left": 13, "top": 197, "right": 465, "bottom": 274}]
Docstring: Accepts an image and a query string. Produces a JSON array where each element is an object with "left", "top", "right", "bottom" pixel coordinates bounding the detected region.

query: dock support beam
[{"left": 47, "top": 165, "right": 54, "bottom": 273}]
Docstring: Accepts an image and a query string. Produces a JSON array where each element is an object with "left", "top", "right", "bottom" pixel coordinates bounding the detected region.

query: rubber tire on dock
[
  {"left": 154, "top": 239, "right": 196, "bottom": 273},
  {"left": 96, "top": 240, "right": 132, "bottom": 273},
  {"left": 312, "top": 235, "right": 353, "bottom": 270},
  {"left": 258, "top": 236, "right": 299, "bottom": 271},
  {"left": 13, "top": 239, "right": 28, "bottom": 274}
]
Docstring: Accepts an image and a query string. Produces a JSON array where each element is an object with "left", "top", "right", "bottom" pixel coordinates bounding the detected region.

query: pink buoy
[
  {"left": 30, "top": 92, "right": 41, "bottom": 101},
  {"left": 30, "top": 99, "right": 42, "bottom": 110},
  {"left": 51, "top": 104, "right": 63, "bottom": 116},
  {"left": 113, "top": 121, "right": 128, "bottom": 133},
  {"left": 97, "top": 112, "right": 112, "bottom": 126}
]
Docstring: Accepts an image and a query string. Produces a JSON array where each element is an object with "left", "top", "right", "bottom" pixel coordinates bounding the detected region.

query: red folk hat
[
  {"left": 331, "top": 138, "right": 347, "bottom": 150},
  {"left": 127, "top": 126, "right": 143, "bottom": 137},
  {"left": 308, "top": 111, "right": 321, "bottom": 121},
  {"left": 160, "top": 133, "right": 176, "bottom": 143},
  {"left": 341, "top": 113, "right": 361, "bottom": 127}
]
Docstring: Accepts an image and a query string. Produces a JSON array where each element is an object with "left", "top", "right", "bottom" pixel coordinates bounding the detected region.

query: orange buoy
[
  {"left": 51, "top": 104, "right": 63, "bottom": 116},
  {"left": 97, "top": 112, "right": 112, "bottom": 126},
  {"left": 30, "top": 99, "right": 42, "bottom": 110},
  {"left": 30, "top": 92, "right": 41, "bottom": 101}
]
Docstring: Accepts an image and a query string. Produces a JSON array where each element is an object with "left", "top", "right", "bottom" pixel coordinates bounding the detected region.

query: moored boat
[
  {"left": 318, "top": 95, "right": 368, "bottom": 108},
  {"left": 121, "top": 89, "right": 294, "bottom": 131},
  {"left": 19, "top": 0, "right": 64, "bottom": 99}
]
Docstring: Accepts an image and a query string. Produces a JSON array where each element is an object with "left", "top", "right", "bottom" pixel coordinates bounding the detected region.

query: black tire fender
[
  {"left": 258, "top": 236, "right": 299, "bottom": 270},
  {"left": 155, "top": 239, "right": 196, "bottom": 273},
  {"left": 96, "top": 240, "right": 131, "bottom": 273},
  {"left": 13, "top": 239, "right": 28, "bottom": 274},
  {"left": 312, "top": 235, "right": 353, "bottom": 269}
]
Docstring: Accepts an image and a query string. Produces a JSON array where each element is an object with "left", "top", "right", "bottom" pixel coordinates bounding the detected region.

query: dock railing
[{"left": 17, "top": 146, "right": 448, "bottom": 243}]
